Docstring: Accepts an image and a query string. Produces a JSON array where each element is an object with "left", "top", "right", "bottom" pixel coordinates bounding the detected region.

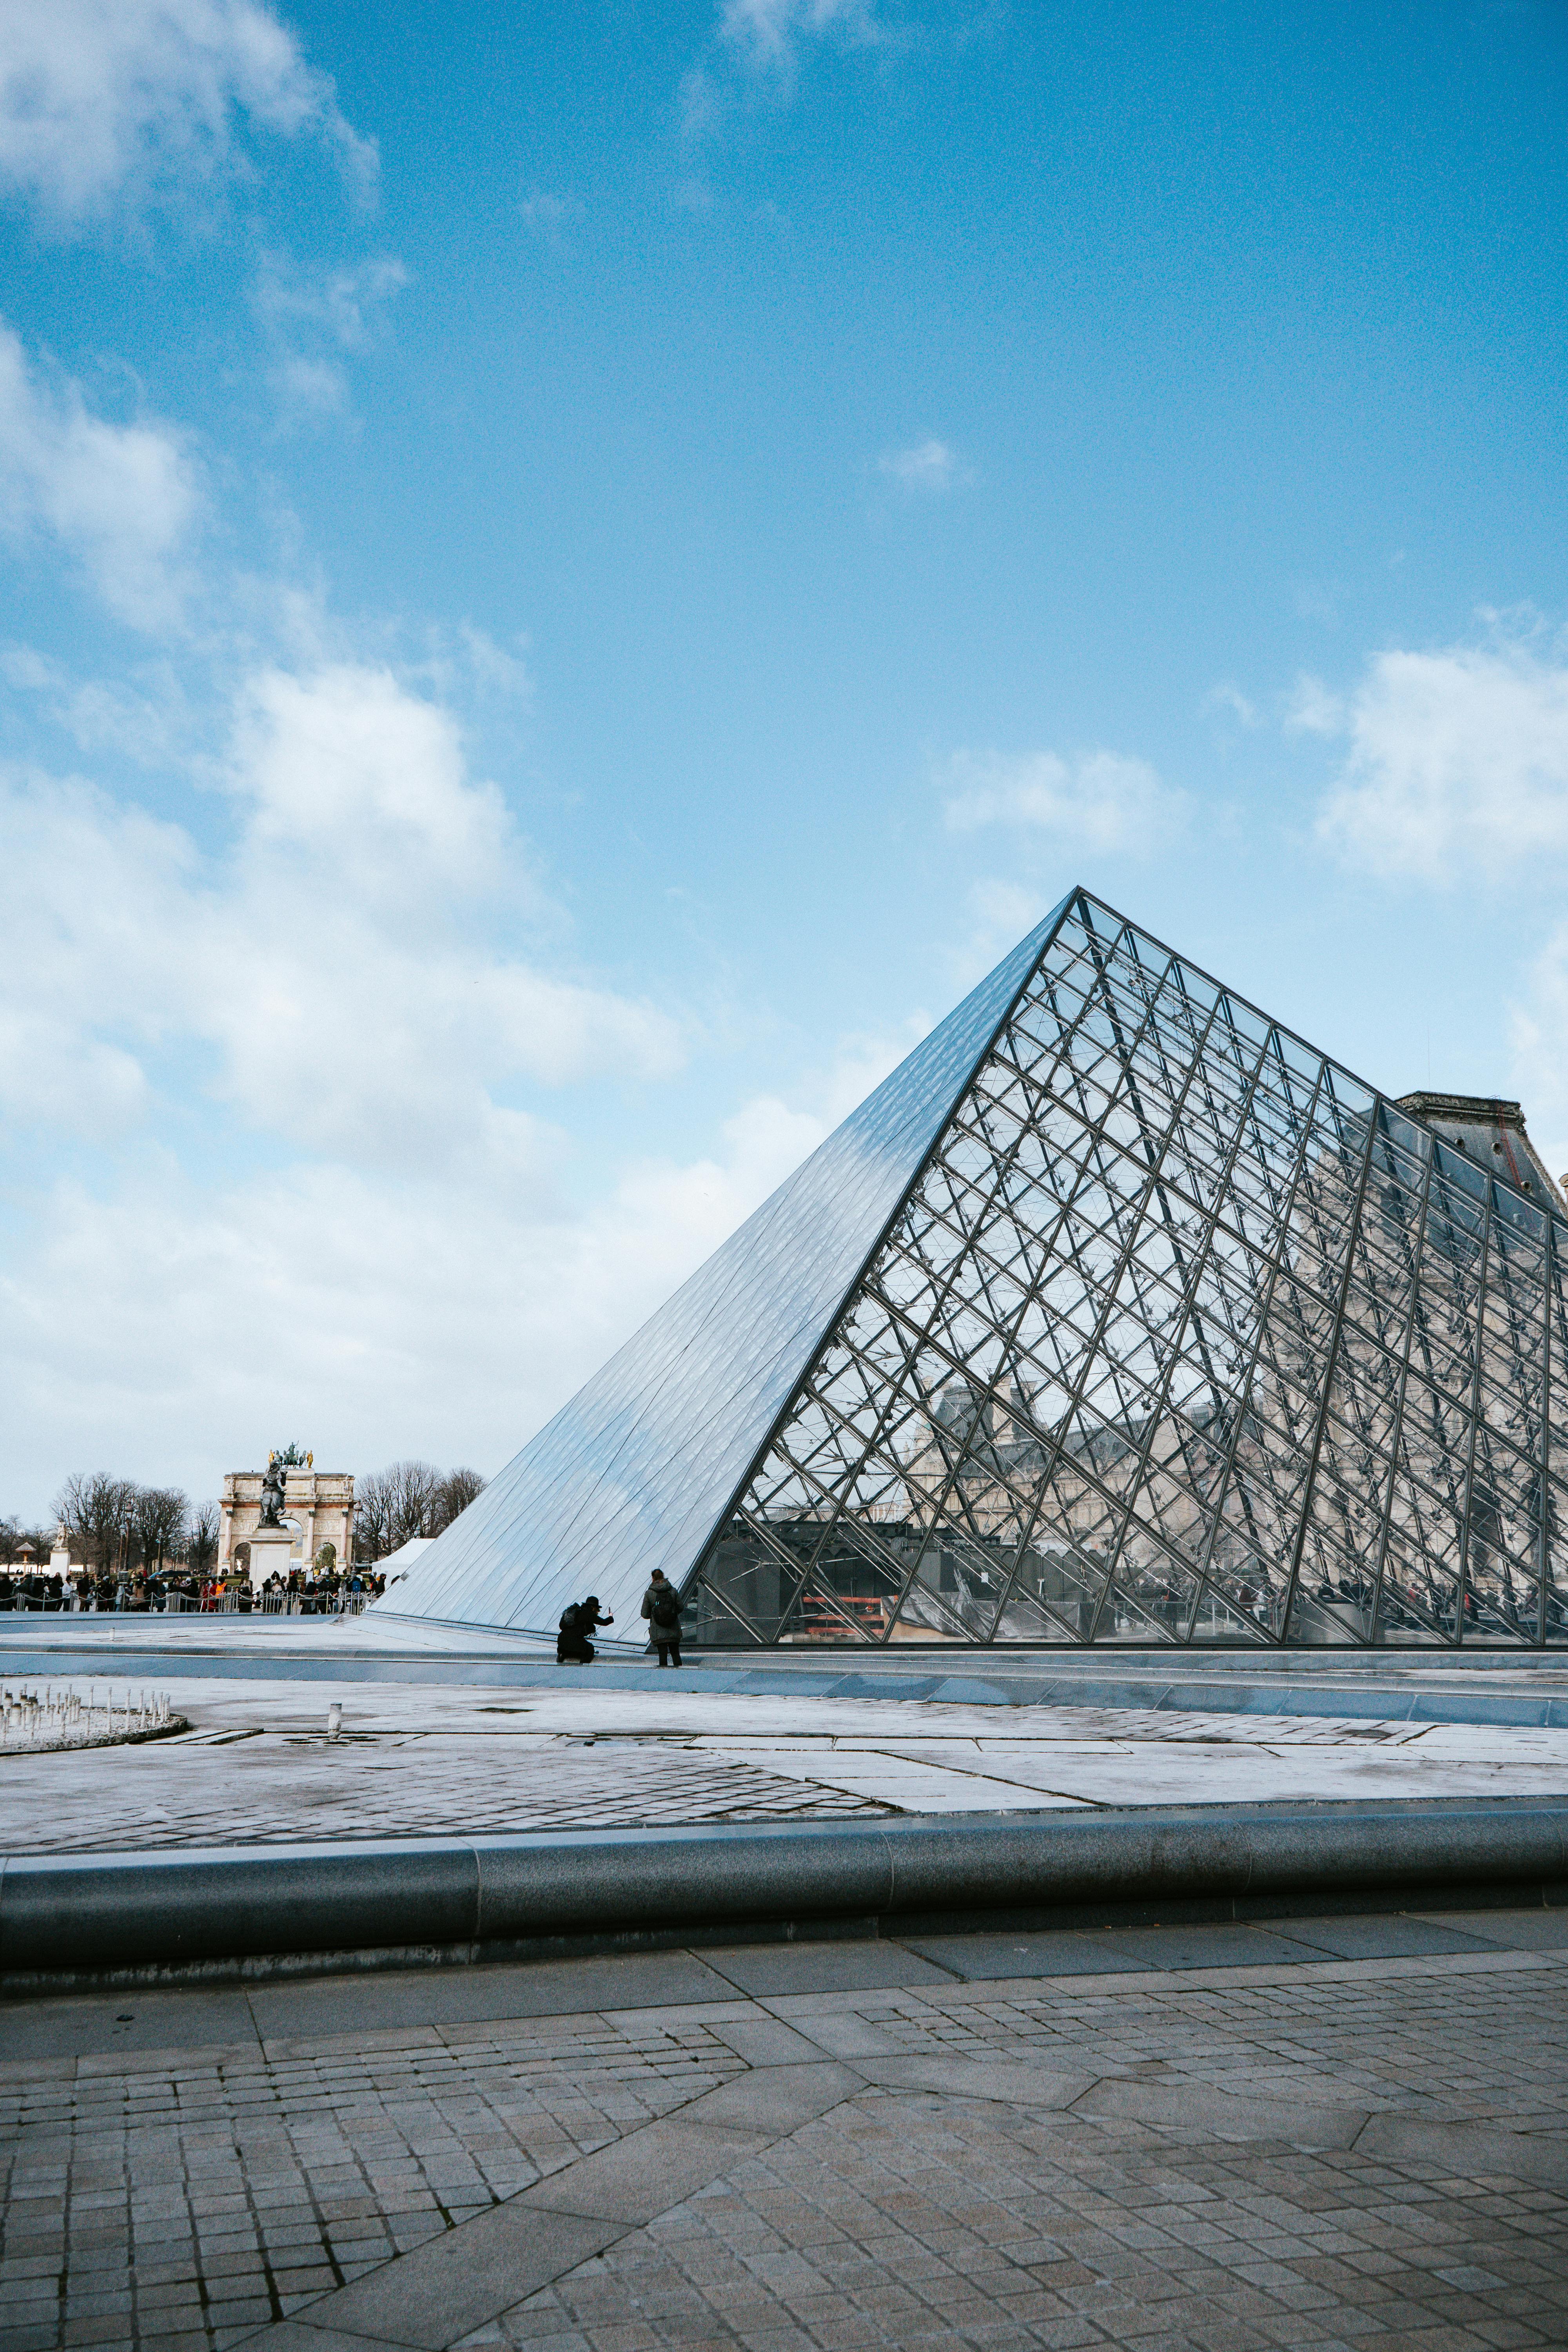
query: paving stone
[
  {"left": 1414, "top": 1909, "right": 1568, "bottom": 1954},
  {"left": 1278, "top": 1917, "right": 1510, "bottom": 1962},
  {"left": 250, "top": 1957, "right": 738, "bottom": 2044},
  {"left": 526, "top": 2119, "right": 771, "bottom": 2225},
  {"left": 854, "top": 2053, "right": 1093, "bottom": 2108},
  {"left": 678, "top": 2062, "right": 865, "bottom": 2138},
  {"left": 238, "top": 2330, "right": 413, "bottom": 2351},
  {"left": 0, "top": 1998, "right": 260, "bottom": 2067},
  {"left": 1071, "top": 2078, "right": 1370, "bottom": 2147},
  {"left": 287, "top": 2206, "right": 619, "bottom": 2348},
  {"left": 699, "top": 2017, "right": 839, "bottom": 2069},
  {"left": 1090, "top": 1923, "right": 1336, "bottom": 1971},
  {"left": 691, "top": 1944, "right": 956, "bottom": 1998},
  {"left": 895, "top": 1930, "right": 1154, "bottom": 1980}
]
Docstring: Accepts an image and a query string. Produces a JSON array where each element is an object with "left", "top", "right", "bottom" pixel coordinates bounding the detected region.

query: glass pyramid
[{"left": 382, "top": 889, "right": 1568, "bottom": 1648}]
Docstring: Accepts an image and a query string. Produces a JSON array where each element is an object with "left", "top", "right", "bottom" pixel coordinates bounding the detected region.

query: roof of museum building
[{"left": 1394, "top": 1092, "right": 1566, "bottom": 1210}]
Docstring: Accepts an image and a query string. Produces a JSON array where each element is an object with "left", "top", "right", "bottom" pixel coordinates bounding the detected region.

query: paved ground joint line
[{"left": 225, "top": 2054, "right": 873, "bottom": 2350}]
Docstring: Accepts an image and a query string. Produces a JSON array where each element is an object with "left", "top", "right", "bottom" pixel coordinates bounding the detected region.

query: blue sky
[{"left": 3, "top": 0, "right": 1568, "bottom": 1517}]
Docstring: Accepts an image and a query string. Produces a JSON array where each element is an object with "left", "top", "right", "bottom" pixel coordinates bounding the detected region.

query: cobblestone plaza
[
  {"left": 3, "top": 1911, "right": 1567, "bottom": 2352},
  {"left": 7, "top": 1675, "right": 1568, "bottom": 1849},
  {"left": 3, "top": 1653, "right": 1568, "bottom": 2352}
]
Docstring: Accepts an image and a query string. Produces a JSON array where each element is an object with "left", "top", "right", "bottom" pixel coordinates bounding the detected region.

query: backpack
[
  {"left": 650, "top": 1585, "right": 681, "bottom": 1628},
  {"left": 559, "top": 1603, "right": 582, "bottom": 1635}
]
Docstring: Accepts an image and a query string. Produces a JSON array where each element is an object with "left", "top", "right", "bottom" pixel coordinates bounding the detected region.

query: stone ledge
[{"left": 4, "top": 1796, "right": 1568, "bottom": 1984}]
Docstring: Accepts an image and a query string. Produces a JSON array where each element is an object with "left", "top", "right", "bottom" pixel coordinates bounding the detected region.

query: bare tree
[
  {"left": 54, "top": 1473, "right": 137, "bottom": 1574},
  {"left": 187, "top": 1502, "right": 220, "bottom": 1577},
  {"left": 387, "top": 1460, "right": 441, "bottom": 1549},
  {"left": 431, "top": 1468, "right": 485, "bottom": 1533},
  {"left": 136, "top": 1487, "right": 189, "bottom": 1577},
  {"left": 354, "top": 1468, "right": 395, "bottom": 1562},
  {"left": 354, "top": 1461, "right": 486, "bottom": 1558}
]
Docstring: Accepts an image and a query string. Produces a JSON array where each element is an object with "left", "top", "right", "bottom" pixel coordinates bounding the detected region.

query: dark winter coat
[{"left": 641, "top": 1580, "right": 684, "bottom": 1630}]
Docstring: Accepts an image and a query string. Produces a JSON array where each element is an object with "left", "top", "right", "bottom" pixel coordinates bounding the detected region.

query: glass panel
[
  {"left": 1002, "top": 1535, "right": 1105, "bottom": 1639},
  {"left": 888, "top": 1515, "right": 1012, "bottom": 1639},
  {"left": 1189, "top": 1588, "right": 1274, "bottom": 1643},
  {"left": 1102, "top": 1532, "right": 1201, "bottom": 1641},
  {"left": 1202, "top": 1547, "right": 1288, "bottom": 1639},
  {"left": 1465, "top": 1436, "right": 1542, "bottom": 1638},
  {"left": 797, "top": 1519, "right": 914, "bottom": 1643},
  {"left": 693, "top": 1515, "right": 807, "bottom": 1646},
  {"left": 992, "top": 1579, "right": 1089, "bottom": 1642},
  {"left": 1377, "top": 1474, "right": 1462, "bottom": 1644}
]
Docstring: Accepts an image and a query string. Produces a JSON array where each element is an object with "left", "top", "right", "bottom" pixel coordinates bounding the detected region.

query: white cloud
[
  {"left": 1285, "top": 673, "right": 1344, "bottom": 735},
  {"left": 4, "top": 646, "right": 196, "bottom": 764},
  {"left": 940, "top": 879, "right": 1053, "bottom": 992},
  {"left": 0, "top": 1091, "right": 814, "bottom": 1508},
  {"left": 252, "top": 251, "right": 405, "bottom": 425},
  {"left": 230, "top": 662, "right": 513, "bottom": 897},
  {"left": 1316, "top": 638, "right": 1568, "bottom": 882},
  {"left": 270, "top": 352, "right": 347, "bottom": 419},
  {"left": 1201, "top": 682, "right": 1258, "bottom": 728},
  {"left": 0, "top": 321, "right": 201, "bottom": 625},
  {"left": 678, "top": 67, "right": 723, "bottom": 141},
  {"left": 0, "top": 662, "right": 683, "bottom": 1171},
  {"left": 943, "top": 747, "right": 1187, "bottom": 853},
  {"left": 0, "top": 645, "right": 932, "bottom": 1512},
  {"left": 253, "top": 251, "right": 405, "bottom": 347},
  {"left": 878, "top": 437, "right": 966, "bottom": 494},
  {"left": 0, "top": 0, "right": 374, "bottom": 220},
  {"left": 1294, "top": 581, "right": 1339, "bottom": 627},
  {"left": 718, "top": 0, "right": 881, "bottom": 74},
  {"left": 454, "top": 625, "right": 533, "bottom": 703},
  {"left": 0, "top": 943, "right": 904, "bottom": 1513},
  {"left": 0, "top": 766, "right": 188, "bottom": 1133},
  {"left": 0, "top": 642, "right": 58, "bottom": 690}
]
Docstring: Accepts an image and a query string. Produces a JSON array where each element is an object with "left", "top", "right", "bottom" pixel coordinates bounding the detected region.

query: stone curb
[{"left": 4, "top": 1797, "right": 1568, "bottom": 1977}]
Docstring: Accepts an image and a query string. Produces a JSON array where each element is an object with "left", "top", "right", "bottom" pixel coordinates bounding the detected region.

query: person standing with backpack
[{"left": 641, "top": 1570, "right": 686, "bottom": 1666}]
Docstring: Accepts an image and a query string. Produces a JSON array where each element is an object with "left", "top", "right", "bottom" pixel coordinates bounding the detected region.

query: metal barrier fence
[{"left": 0, "top": 1591, "right": 376, "bottom": 1617}]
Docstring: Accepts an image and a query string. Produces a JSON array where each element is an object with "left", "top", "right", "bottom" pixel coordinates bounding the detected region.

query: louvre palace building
[{"left": 384, "top": 890, "right": 1568, "bottom": 1651}]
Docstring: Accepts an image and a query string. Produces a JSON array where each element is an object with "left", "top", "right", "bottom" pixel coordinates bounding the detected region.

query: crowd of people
[{"left": 0, "top": 1565, "right": 388, "bottom": 1613}]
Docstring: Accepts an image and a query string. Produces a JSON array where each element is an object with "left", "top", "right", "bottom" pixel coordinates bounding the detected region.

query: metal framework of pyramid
[{"left": 383, "top": 889, "right": 1568, "bottom": 1648}]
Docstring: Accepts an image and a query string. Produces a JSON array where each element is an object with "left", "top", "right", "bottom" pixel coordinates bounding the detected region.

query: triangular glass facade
[
  {"left": 381, "top": 899, "right": 1070, "bottom": 1639},
  {"left": 385, "top": 890, "right": 1568, "bottom": 1648}
]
